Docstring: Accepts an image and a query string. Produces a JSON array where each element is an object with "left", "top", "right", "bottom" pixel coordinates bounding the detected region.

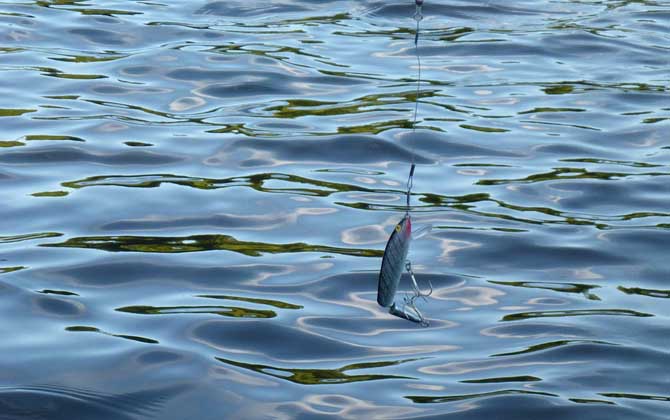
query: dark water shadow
[
  {"left": 0, "top": 383, "right": 186, "bottom": 420},
  {"left": 212, "top": 135, "right": 433, "bottom": 167},
  {"left": 0, "top": 146, "right": 182, "bottom": 166},
  {"left": 191, "top": 319, "right": 371, "bottom": 361}
]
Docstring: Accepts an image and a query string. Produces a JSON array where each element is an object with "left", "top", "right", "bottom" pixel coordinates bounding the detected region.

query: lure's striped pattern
[{"left": 377, "top": 214, "right": 412, "bottom": 307}]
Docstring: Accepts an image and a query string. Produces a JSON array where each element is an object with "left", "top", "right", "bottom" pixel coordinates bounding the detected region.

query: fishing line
[
  {"left": 406, "top": 0, "right": 422, "bottom": 208},
  {"left": 412, "top": 0, "right": 423, "bottom": 138}
]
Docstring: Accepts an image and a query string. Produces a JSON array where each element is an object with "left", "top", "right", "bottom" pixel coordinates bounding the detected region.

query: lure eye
[{"left": 395, "top": 224, "right": 402, "bottom": 233}]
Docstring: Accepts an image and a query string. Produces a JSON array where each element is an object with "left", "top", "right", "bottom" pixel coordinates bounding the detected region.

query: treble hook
[
  {"left": 400, "top": 260, "right": 433, "bottom": 326},
  {"left": 406, "top": 260, "right": 433, "bottom": 299}
]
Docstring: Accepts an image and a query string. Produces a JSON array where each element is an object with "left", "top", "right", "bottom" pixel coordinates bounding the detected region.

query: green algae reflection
[
  {"left": 31, "top": 191, "right": 69, "bottom": 197},
  {"left": 42, "top": 234, "right": 382, "bottom": 257},
  {"left": 1, "top": 232, "right": 62, "bottom": 244},
  {"left": 0, "top": 266, "right": 25, "bottom": 274},
  {"left": 59, "top": 172, "right": 668, "bottom": 230},
  {"left": 117, "top": 305, "right": 277, "bottom": 319},
  {"left": 543, "top": 85, "right": 574, "bottom": 95},
  {"left": 478, "top": 167, "right": 669, "bottom": 186},
  {"left": 406, "top": 389, "right": 558, "bottom": 404},
  {"left": 618, "top": 286, "right": 669, "bottom": 299},
  {"left": 0, "top": 108, "right": 36, "bottom": 117},
  {"left": 599, "top": 393, "right": 670, "bottom": 402},
  {"left": 24, "top": 134, "right": 85, "bottom": 142},
  {"left": 490, "top": 340, "right": 615, "bottom": 357},
  {"left": 39, "top": 289, "right": 79, "bottom": 296},
  {"left": 265, "top": 90, "right": 433, "bottom": 120},
  {"left": 489, "top": 280, "right": 602, "bottom": 301},
  {"left": 502, "top": 308, "right": 653, "bottom": 322},
  {"left": 197, "top": 294, "right": 303, "bottom": 310},
  {"left": 66, "top": 325, "right": 158, "bottom": 344},
  {"left": 216, "top": 357, "right": 418, "bottom": 385},
  {"left": 569, "top": 398, "right": 616, "bottom": 405},
  {"left": 459, "top": 124, "right": 509, "bottom": 133},
  {"left": 460, "top": 375, "right": 541, "bottom": 384},
  {"left": 62, "top": 172, "right": 383, "bottom": 198},
  {"left": 0, "top": 141, "right": 25, "bottom": 148}
]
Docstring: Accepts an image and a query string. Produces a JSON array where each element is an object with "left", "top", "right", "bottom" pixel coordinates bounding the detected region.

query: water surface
[{"left": 1, "top": 0, "right": 669, "bottom": 418}]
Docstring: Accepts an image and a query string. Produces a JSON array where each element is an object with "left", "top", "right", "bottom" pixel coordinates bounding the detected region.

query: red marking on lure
[{"left": 377, "top": 214, "right": 412, "bottom": 307}]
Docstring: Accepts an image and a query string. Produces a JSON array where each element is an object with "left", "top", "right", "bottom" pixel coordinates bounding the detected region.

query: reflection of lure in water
[{"left": 377, "top": 0, "right": 432, "bottom": 326}]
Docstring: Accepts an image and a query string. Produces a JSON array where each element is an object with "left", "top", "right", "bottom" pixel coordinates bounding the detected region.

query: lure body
[{"left": 377, "top": 214, "right": 412, "bottom": 307}]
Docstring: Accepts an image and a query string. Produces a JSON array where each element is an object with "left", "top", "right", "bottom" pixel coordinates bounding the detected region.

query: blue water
[{"left": 1, "top": 1, "right": 669, "bottom": 418}]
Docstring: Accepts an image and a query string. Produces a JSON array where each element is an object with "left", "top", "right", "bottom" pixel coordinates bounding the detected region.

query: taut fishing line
[{"left": 376, "top": 0, "right": 432, "bottom": 327}]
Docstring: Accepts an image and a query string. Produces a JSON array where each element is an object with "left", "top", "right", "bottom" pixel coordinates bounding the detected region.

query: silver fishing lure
[
  {"left": 377, "top": 165, "right": 432, "bottom": 326},
  {"left": 377, "top": 211, "right": 412, "bottom": 308}
]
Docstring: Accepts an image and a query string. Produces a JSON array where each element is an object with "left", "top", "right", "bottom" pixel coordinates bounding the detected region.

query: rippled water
[{"left": 1, "top": 0, "right": 669, "bottom": 418}]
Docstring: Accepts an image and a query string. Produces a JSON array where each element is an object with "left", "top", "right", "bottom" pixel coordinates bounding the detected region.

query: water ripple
[{"left": 1, "top": 0, "right": 669, "bottom": 418}]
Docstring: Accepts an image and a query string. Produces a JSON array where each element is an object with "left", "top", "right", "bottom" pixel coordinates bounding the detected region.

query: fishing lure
[
  {"left": 377, "top": 0, "right": 432, "bottom": 326},
  {"left": 377, "top": 165, "right": 433, "bottom": 326},
  {"left": 377, "top": 190, "right": 413, "bottom": 309}
]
